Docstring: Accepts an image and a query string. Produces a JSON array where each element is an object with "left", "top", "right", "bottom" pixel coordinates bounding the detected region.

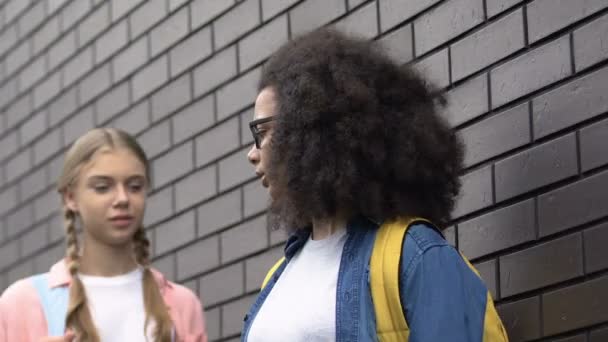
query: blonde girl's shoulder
[{"left": 161, "top": 279, "right": 207, "bottom": 341}]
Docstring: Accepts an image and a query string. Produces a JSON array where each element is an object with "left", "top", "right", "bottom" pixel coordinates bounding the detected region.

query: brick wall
[{"left": 1, "top": 0, "right": 607, "bottom": 340}]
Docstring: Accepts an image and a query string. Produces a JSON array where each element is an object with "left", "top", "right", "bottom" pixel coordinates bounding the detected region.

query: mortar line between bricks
[
  {"left": 569, "top": 32, "right": 576, "bottom": 74},
  {"left": 235, "top": 42, "right": 241, "bottom": 73},
  {"left": 212, "top": 91, "right": 219, "bottom": 123},
  {"left": 575, "top": 130, "right": 583, "bottom": 177},
  {"left": 164, "top": 0, "right": 171, "bottom": 17},
  {"left": 215, "top": 163, "right": 221, "bottom": 200},
  {"left": 533, "top": 196, "right": 540, "bottom": 240},
  {"left": 193, "top": 194, "right": 200, "bottom": 243},
  {"left": 240, "top": 186, "right": 245, "bottom": 222},
  {"left": 539, "top": 294, "right": 544, "bottom": 337},
  {"left": 286, "top": 10, "right": 292, "bottom": 39},
  {"left": 447, "top": 46, "right": 453, "bottom": 87},
  {"left": 491, "top": 164, "right": 496, "bottom": 205},
  {"left": 494, "top": 255, "right": 501, "bottom": 301},
  {"left": 580, "top": 229, "right": 587, "bottom": 276},
  {"left": 528, "top": 101, "right": 534, "bottom": 142},
  {"left": 375, "top": 0, "right": 382, "bottom": 36},
  {"left": 411, "top": 20, "right": 416, "bottom": 58},
  {"left": 522, "top": 2, "right": 529, "bottom": 47},
  {"left": 241, "top": 258, "right": 247, "bottom": 307},
  {"left": 259, "top": 0, "right": 264, "bottom": 24},
  {"left": 210, "top": 21, "right": 216, "bottom": 52}
]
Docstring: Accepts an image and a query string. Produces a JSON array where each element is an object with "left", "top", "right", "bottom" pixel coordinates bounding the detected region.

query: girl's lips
[{"left": 109, "top": 217, "right": 134, "bottom": 228}]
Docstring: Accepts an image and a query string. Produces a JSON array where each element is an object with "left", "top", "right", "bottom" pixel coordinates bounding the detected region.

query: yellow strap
[
  {"left": 460, "top": 254, "right": 510, "bottom": 342},
  {"left": 482, "top": 292, "right": 510, "bottom": 342},
  {"left": 261, "top": 257, "right": 285, "bottom": 289},
  {"left": 370, "top": 217, "right": 431, "bottom": 342}
]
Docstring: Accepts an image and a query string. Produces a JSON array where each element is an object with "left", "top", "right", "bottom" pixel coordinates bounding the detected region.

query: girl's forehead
[{"left": 79, "top": 147, "right": 147, "bottom": 178}]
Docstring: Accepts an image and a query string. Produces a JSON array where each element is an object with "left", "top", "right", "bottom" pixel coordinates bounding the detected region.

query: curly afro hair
[{"left": 260, "top": 28, "right": 464, "bottom": 231}]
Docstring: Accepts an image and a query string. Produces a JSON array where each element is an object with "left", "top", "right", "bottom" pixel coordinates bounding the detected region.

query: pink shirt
[{"left": 0, "top": 260, "right": 207, "bottom": 342}]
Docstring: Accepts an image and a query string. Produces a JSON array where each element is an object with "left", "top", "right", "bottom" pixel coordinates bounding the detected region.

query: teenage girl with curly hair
[{"left": 243, "top": 28, "right": 508, "bottom": 342}]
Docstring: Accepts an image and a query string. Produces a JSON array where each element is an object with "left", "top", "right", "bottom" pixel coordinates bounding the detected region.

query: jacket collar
[{"left": 283, "top": 215, "right": 378, "bottom": 260}]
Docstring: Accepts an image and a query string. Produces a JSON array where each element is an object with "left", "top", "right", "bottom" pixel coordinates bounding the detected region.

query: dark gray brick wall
[
  {"left": 451, "top": 8, "right": 525, "bottom": 82},
  {"left": 413, "top": 0, "right": 484, "bottom": 56},
  {"left": 333, "top": 1, "right": 378, "bottom": 39},
  {"left": 499, "top": 233, "right": 584, "bottom": 297},
  {"left": 542, "top": 276, "right": 608, "bottom": 336},
  {"left": 491, "top": 35, "right": 571, "bottom": 109},
  {"left": 213, "top": 0, "right": 259, "bottom": 49},
  {"left": 2, "top": 1, "right": 608, "bottom": 341},
  {"left": 497, "top": 296, "right": 541, "bottom": 341},
  {"left": 94, "top": 19, "right": 128, "bottom": 64},
  {"left": 130, "top": 0, "right": 167, "bottom": 40}
]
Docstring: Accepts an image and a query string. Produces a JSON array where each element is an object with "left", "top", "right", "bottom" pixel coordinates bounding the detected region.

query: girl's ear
[{"left": 63, "top": 189, "right": 78, "bottom": 213}]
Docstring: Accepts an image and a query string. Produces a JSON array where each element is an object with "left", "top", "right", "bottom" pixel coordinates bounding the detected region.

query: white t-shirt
[
  {"left": 79, "top": 268, "right": 155, "bottom": 342},
  {"left": 247, "top": 228, "right": 348, "bottom": 342}
]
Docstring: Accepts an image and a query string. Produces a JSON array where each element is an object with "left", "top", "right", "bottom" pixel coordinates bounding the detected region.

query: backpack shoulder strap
[
  {"left": 31, "top": 273, "right": 69, "bottom": 337},
  {"left": 459, "top": 254, "right": 510, "bottom": 342},
  {"left": 371, "top": 218, "right": 509, "bottom": 342},
  {"left": 261, "top": 257, "right": 286, "bottom": 289},
  {"left": 370, "top": 217, "right": 431, "bottom": 342}
]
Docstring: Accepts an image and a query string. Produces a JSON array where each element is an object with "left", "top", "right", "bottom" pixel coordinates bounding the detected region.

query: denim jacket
[{"left": 242, "top": 216, "right": 493, "bottom": 342}]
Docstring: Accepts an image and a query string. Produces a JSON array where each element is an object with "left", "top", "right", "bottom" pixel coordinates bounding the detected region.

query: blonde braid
[
  {"left": 133, "top": 227, "right": 151, "bottom": 266},
  {"left": 64, "top": 207, "right": 100, "bottom": 342},
  {"left": 133, "top": 227, "right": 173, "bottom": 342}
]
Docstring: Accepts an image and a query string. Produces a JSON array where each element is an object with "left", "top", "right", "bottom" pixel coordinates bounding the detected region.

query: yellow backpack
[{"left": 261, "top": 217, "right": 509, "bottom": 342}]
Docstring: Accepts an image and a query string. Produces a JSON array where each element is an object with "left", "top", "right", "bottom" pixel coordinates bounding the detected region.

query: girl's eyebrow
[
  {"left": 86, "top": 174, "right": 147, "bottom": 182},
  {"left": 86, "top": 175, "right": 112, "bottom": 182}
]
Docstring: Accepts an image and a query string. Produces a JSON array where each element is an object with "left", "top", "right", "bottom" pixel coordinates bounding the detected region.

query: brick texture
[
  {"left": 497, "top": 296, "right": 542, "bottom": 341},
  {"left": 459, "top": 199, "right": 535, "bottom": 260},
  {"left": 499, "top": 233, "right": 584, "bottom": 297},
  {"left": 2, "top": 1, "right": 608, "bottom": 340},
  {"left": 526, "top": 0, "right": 608, "bottom": 43},
  {"left": 494, "top": 133, "right": 578, "bottom": 202},
  {"left": 543, "top": 275, "right": 608, "bottom": 336},
  {"left": 532, "top": 65, "right": 608, "bottom": 139},
  {"left": 414, "top": 0, "right": 484, "bottom": 56},
  {"left": 491, "top": 35, "right": 571, "bottom": 109},
  {"left": 538, "top": 170, "right": 608, "bottom": 237},
  {"left": 584, "top": 222, "right": 608, "bottom": 273},
  {"left": 574, "top": 12, "right": 608, "bottom": 72},
  {"left": 451, "top": 9, "right": 525, "bottom": 82},
  {"left": 444, "top": 73, "right": 489, "bottom": 127},
  {"left": 461, "top": 103, "right": 530, "bottom": 167}
]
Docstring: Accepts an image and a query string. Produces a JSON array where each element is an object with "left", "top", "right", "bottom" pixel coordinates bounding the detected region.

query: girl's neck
[
  {"left": 311, "top": 213, "right": 350, "bottom": 240},
  {"left": 79, "top": 238, "right": 138, "bottom": 277}
]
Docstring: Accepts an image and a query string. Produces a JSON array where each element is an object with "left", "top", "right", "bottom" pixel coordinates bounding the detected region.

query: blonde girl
[{"left": 0, "top": 128, "right": 207, "bottom": 342}]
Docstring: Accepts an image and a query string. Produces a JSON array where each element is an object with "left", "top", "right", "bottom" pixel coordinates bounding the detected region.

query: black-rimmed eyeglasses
[{"left": 249, "top": 116, "right": 276, "bottom": 149}]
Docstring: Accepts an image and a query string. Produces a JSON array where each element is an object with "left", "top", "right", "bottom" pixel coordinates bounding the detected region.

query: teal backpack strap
[{"left": 31, "top": 273, "right": 69, "bottom": 336}]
